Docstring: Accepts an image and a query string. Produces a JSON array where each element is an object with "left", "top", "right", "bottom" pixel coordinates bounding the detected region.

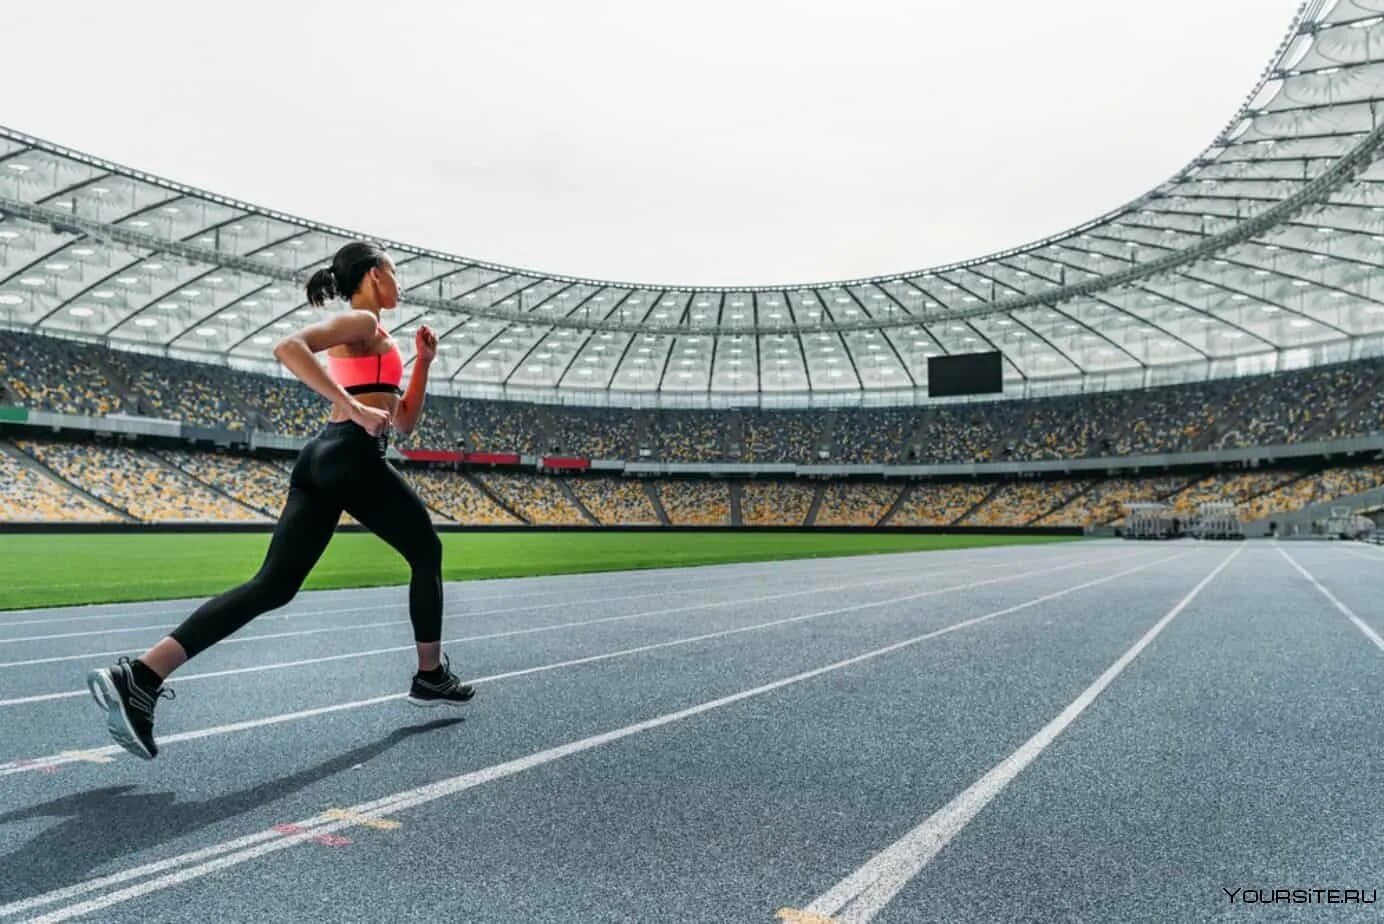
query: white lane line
[
  {"left": 0, "top": 564, "right": 833, "bottom": 628},
  {"left": 0, "top": 582, "right": 593, "bottom": 625},
  {"left": 0, "top": 550, "right": 1091, "bottom": 670},
  {"left": 1278, "top": 547, "right": 1384, "bottom": 653},
  {"left": 0, "top": 554, "right": 968, "bottom": 645},
  {"left": 1340, "top": 547, "right": 1384, "bottom": 564},
  {"left": 0, "top": 543, "right": 1088, "bottom": 622},
  {"left": 0, "top": 562, "right": 987, "bottom": 707},
  {"left": 0, "top": 611, "right": 377, "bottom": 646},
  {"left": 0, "top": 550, "right": 1160, "bottom": 774},
  {"left": 0, "top": 572, "right": 831, "bottom": 647},
  {"left": 785, "top": 546, "right": 1241, "bottom": 924},
  {"left": 1, "top": 551, "right": 1175, "bottom": 921}
]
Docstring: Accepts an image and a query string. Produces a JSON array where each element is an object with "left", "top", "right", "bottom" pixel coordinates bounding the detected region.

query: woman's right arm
[{"left": 272, "top": 311, "right": 390, "bottom": 434}]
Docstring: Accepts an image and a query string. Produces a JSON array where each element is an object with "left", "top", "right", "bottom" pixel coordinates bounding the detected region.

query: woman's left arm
[{"left": 393, "top": 326, "right": 438, "bottom": 435}]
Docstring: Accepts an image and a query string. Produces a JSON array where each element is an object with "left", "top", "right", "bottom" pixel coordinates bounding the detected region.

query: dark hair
[{"left": 305, "top": 240, "right": 387, "bottom": 307}]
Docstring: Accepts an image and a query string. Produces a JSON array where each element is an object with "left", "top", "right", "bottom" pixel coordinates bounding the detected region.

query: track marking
[
  {"left": 1339, "top": 547, "right": 1384, "bottom": 564},
  {"left": 1, "top": 551, "right": 1178, "bottom": 922},
  {"left": 1278, "top": 547, "right": 1384, "bottom": 652},
  {"left": 322, "top": 809, "right": 401, "bottom": 831},
  {"left": 776, "top": 909, "right": 838, "bottom": 923},
  {"left": 0, "top": 546, "right": 1053, "bottom": 619},
  {"left": 0, "top": 562, "right": 868, "bottom": 628},
  {"left": 0, "top": 551, "right": 1164, "bottom": 777},
  {"left": 786, "top": 546, "right": 1241, "bottom": 923},
  {"left": 55, "top": 749, "right": 115, "bottom": 765},
  {"left": 0, "top": 554, "right": 967, "bottom": 652},
  {"left": 0, "top": 563, "right": 981, "bottom": 706},
  {"left": 0, "top": 549, "right": 1127, "bottom": 704}
]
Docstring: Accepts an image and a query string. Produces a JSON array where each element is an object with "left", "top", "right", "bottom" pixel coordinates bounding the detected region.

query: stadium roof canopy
[{"left": 3, "top": 0, "right": 1384, "bottom": 409}]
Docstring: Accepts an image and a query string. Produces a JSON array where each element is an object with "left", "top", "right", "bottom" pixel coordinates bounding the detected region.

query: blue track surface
[{"left": 0, "top": 541, "right": 1380, "bottom": 922}]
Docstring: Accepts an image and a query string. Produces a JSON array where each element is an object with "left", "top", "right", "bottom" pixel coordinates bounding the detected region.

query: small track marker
[
  {"left": 323, "top": 808, "right": 402, "bottom": 831},
  {"left": 775, "top": 909, "right": 837, "bottom": 924}
]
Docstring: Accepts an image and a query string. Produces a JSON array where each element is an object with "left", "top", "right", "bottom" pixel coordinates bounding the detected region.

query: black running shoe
[
  {"left": 86, "top": 657, "right": 174, "bottom": 760},
  {"left": 408, "top": 655, "right": 475, "bottom": 707}
]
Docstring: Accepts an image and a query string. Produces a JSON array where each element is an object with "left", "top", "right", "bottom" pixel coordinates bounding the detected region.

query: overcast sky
[{"left": 6, "top": 1, "right": 1292, "bottom": 286}]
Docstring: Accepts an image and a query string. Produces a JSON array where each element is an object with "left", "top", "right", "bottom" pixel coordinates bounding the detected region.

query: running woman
[{"left": 87, "top": 240, "right": 474, "bottom": 760}]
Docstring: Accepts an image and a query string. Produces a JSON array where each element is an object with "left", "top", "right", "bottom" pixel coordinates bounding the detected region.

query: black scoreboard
[{"left": 927, "top": 351, "right": 1003, "bottom": 398}]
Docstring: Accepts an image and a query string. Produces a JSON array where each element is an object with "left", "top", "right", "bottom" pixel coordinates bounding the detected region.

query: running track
[{"left": 0, "top": 540, "right": 1380, "bottom": 922}]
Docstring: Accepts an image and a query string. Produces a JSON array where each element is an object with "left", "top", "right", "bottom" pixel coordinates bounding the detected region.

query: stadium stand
[
  {"left": 568, "top": 476, "right": 660, "bottom": 525},
  {"left": 814, "top": 483, "right": 902, "bottom": 526},
  {"left": 740, "top": 480, "right": 816, "bottom": 526},
  {"left": 405, "top": 469, "right": 519, "bottom": 525},
  {"left": 0, "top": 331, "right": 131, "bottom": 418},
  {"left": 959, "top": 479, "right": 1095, "bottom": 527},
  {"left": 4, "top": 328, "right": 1383, "bottom": 467},
  {"left": 1164, "top": 471, "right": 1302, "bottom": 518},
  {"left": 1, "top": 432, "right": 1381, "bottom": 531},
  {"left": 1237, "top": 464, "right": 1384, "bottom": 523},
  {"left": 656, "top": 480, "right": 731, "bottom": 526},
  {"left": 889, "top": 482, "right": 992, "bottom": 527},
  {"left": 655, "top": 411, "right": 725, "bottom": 462},
  {"left": 14, "top": 439, "right": 264, "bottom": 522},
  {"left": 157, "top": 449, "right": 289, "bottom": 517},
  {"left": 545, "top": 408, "right": 644, "bottom": 460},
  {"left": 474, "top": 472, "right": 586, "bottom": 525},
  {"left": 0, "top": 440, "right": 121, "bottom": 522},
  {"left": 104, "top": 352, "right": 253, "bottom": 431},
  {"left": 742, "top": 412, "right": 818, "bottom": 463},
  {"left": 1034, "top": 475, "right": 1192, "bottom": 527}
]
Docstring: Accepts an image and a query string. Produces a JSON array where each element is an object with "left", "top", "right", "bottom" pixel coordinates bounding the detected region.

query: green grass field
[{"left": 0, "top": 531, "right": 1081, "bottom": 611}]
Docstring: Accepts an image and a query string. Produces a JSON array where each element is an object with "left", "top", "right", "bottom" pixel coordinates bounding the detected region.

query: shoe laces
[{"left": 116, "top": 656, "right": 176, "bottom": 706}]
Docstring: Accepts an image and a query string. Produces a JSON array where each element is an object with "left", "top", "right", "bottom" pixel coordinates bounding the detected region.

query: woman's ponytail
[{"left": 305, "top": 267, "right": 338, "bottom": 307}]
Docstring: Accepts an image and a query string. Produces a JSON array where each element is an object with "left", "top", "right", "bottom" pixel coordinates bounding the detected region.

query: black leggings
[{"left": 169, "top": 420, "right": 443, "bottom": 659}]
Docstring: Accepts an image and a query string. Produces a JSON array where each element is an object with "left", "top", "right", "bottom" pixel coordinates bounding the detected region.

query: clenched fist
[{"left": 415, "top": 325, "right": 438, "bottom": 363}]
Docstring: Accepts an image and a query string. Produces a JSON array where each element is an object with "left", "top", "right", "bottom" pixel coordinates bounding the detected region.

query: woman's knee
[
  {"left": 251, "top": 571, "right": 301, "bottom": 610},
  {"left": 410, "top": 533, "right": 443, "bottom": 572}
]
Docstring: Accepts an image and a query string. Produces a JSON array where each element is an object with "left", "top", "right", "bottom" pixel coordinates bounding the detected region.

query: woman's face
[{"left": 368, "top": 258, "right": 401, "bottom": 310}]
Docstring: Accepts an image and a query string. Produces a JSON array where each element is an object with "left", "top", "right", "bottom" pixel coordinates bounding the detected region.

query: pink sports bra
[{"left": 326, "top": 321, "right": 403, "bottom": 397}]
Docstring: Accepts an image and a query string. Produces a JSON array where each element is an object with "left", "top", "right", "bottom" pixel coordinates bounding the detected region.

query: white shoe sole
[
  {"left": 406, "top": 695, "right": 472, "bottom": 708},
  {"left": 86, "top": 668, "right": 156, "bottom": 760}
]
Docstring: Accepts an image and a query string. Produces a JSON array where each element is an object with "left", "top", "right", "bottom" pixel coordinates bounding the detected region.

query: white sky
[{"left": 6, "top": 0, "right": 1293, "bottom": 286}]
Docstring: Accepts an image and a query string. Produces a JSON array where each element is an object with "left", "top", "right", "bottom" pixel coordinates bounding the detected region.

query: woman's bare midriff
[
  {"left": 326, "top": 390, "right": 399, "bottom": 425},
  {"left": 325, "top": 338, "right": 399, "bottom": 425}
]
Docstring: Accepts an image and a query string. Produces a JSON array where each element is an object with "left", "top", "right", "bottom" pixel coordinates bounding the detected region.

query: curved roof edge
[{"left": 0, "top": 3, "right": 1318, "bottom": 294}]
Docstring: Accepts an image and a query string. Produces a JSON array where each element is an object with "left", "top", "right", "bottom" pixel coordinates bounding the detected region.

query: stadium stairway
[
  {"left": 150, "top": 450, "right": 274, "bottom": 519},
  {"left": 956, "top": 482, "right": 1002, "bottom": 526},
  {"left": 3, "top": 439, "right": 136, "bottom": 522},
  {"left": 642, "top": 481, "right": 671, "bottom": 526},
  {"left": 86, "top": 351, "right": 141, "bottom": 415},
  {"left": 819, "top": 410, "right": 842, "bottom": 461},
  {"left": 138, "top": 447, "right": 273, "bottom": 522},
  {"left": 901, "top": 412, "right": 928, "bottom": 462},
  {"left": 556, "top": 477, "right": 600, "bottom": 525},
  {"left": 466, "top": 472, "right": 529, "bottom": 524},
  {"left": 1027, "top": 479, "right": 1097, "bottom": 526},
  {"left": 877, "top": 482, "right": 914, "bottom": 527},
  {"left": 728, "top": 482, "right": 743, "bottom": 527},
  {"left": 803, "top": 482, "right": 827, "bottom": 526},
  {"left": 996, "top": 403, "right": 1034, "bottom": 460}
]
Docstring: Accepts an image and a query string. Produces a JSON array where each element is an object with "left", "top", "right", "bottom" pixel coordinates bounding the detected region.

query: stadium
[{"left": 1, "top": 2, "right": 1382, "bottom": 922}]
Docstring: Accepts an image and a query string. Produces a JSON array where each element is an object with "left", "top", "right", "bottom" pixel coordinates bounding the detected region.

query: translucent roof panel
[{"left": 3, "top": 3, "right": 1384, "bottom": 408}]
